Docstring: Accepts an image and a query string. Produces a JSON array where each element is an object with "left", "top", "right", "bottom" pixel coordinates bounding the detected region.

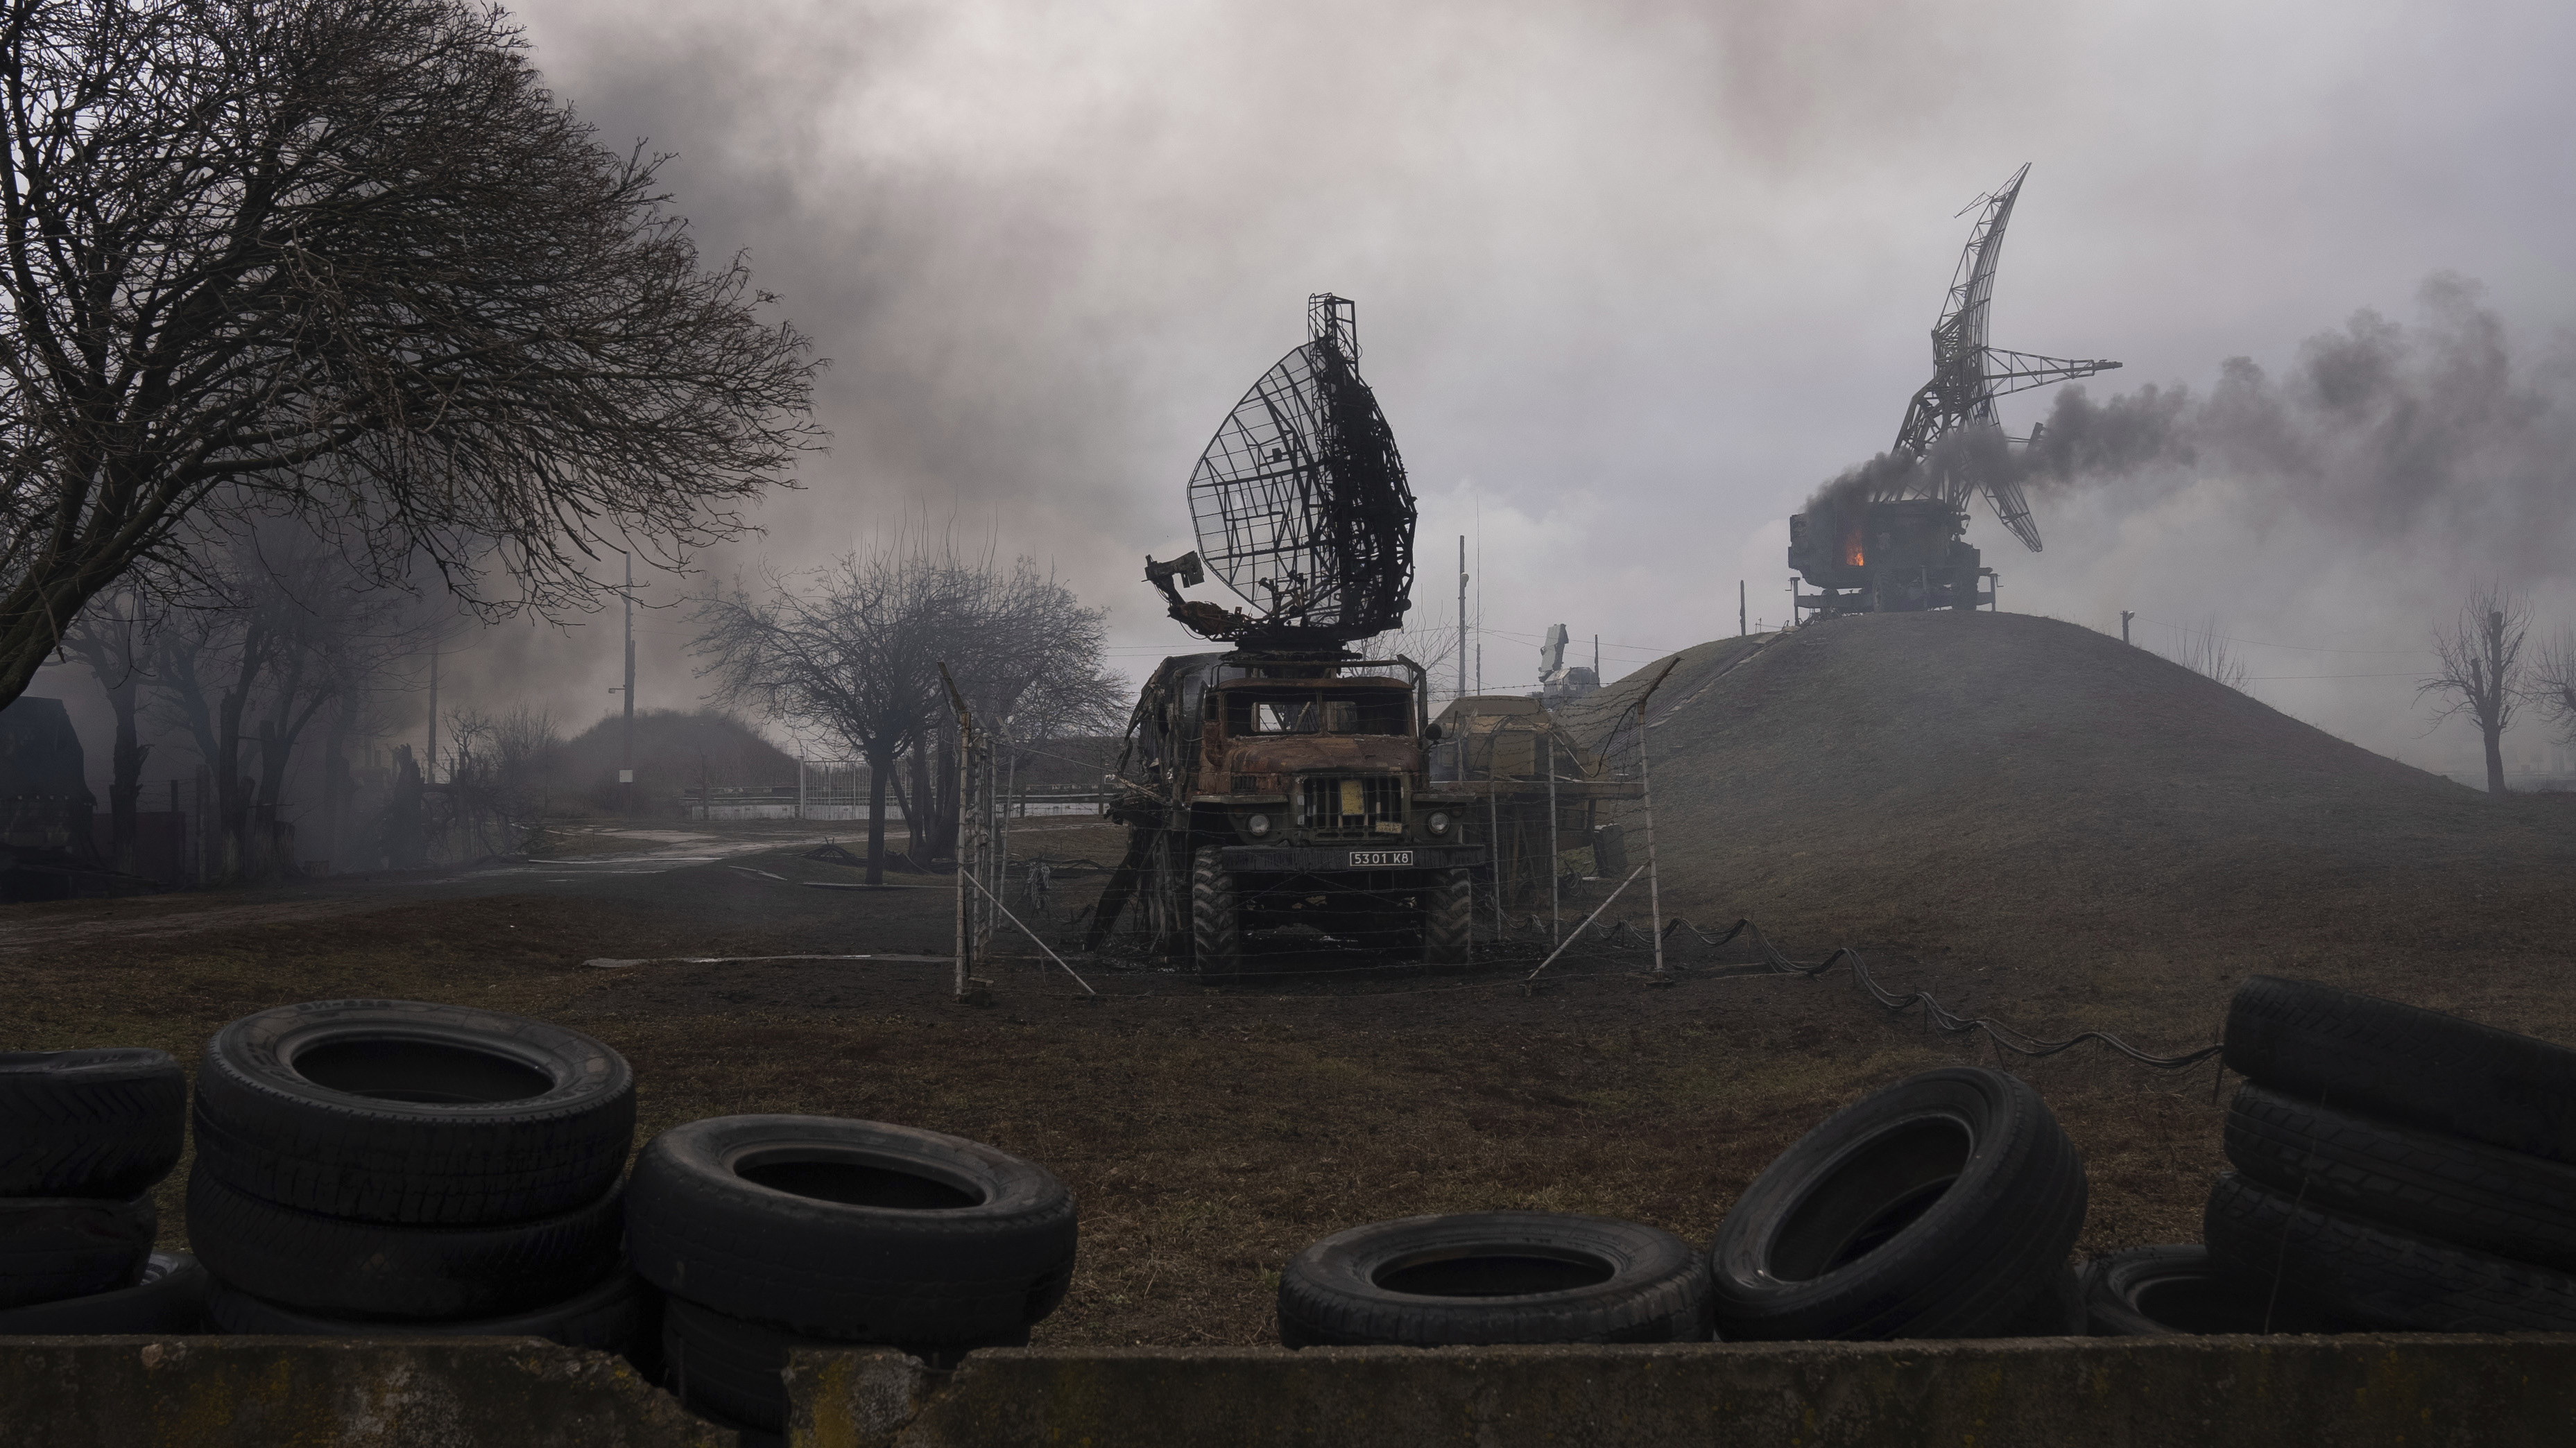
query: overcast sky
[{"left": 62, "top": 0, "right": 2576, "bottom": 781}]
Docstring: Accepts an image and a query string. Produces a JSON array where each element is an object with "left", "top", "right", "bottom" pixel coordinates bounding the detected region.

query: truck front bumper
[{"left": 1219, "top": 845, "right": 1487, "bottom": 874}]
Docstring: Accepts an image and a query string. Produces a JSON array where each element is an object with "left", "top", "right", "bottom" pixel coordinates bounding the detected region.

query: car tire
[
  {"left": 2078, "top": 1243, "right": 2346, "bottom": 1336},
  {"left": 2225, "top": 1080, "right": 2576, "bottom": 1270},
  {"left": 0, "top": 1196, "right": 157, "bottom": 1310},
  {"left": 0, "top": 1251, "right": 209, "bottom": 1334},
  {"left": 625, "top": 1115, "right": 1076, "bottom": 1342},
  {"left": 1710, "top": 1067, "right": 2088, "bottom": 1341},
  {"left": 2224, "top": 975, "right": 2576, "bottom": 1165},
  {"left": 1190, "top": 846, "right": 1240, "bottom": 975},
  {"left": 1276, "top": 1211, "right": 1712, "bottom": 1348},
  {"left": 185, "top": 1164, "right": 626, "bottom": 1320},
  {"left": 2204, "top": 1171, "right": 2576, "bottom": 1333},
  {"left": 191, "top": 999, "right": 635, "bottom": 1224},
  {"left": 0, "top": 1049, "right": 187, "bottom": 1199},
  {"left": 1421, "top": 868, "right": 1472, "bottom": 970},
  {"left": 207, "top": 1265, "right": 659, "bottom": 1360},
  {"left": 662, "top": 1296, "right": 1025, "bottom": 1433}
]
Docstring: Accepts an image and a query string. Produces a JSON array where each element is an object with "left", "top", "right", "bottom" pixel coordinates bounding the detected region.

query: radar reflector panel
[{"left": 1150, "top": 295, "right": 1417, "bottom": 650}]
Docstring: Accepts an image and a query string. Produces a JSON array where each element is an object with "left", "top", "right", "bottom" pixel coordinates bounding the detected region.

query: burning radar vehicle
[
  {"left": 1086, "top": 295, "right": 1482, "bottom": 972},
  {"left": 1790, "top": 164, "right": 2118, "bottom": 618}
]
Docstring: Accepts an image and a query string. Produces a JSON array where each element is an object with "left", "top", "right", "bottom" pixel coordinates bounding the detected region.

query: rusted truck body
[
  {"left": 1088, "top": 651, "right": 1485, "bottom": 971},
  {"left": 1788, "top": 497, "right": 1993, "bottom": 615},
  {"left": 1427, "top": 696, "right": 1640, "bottom": 909}
]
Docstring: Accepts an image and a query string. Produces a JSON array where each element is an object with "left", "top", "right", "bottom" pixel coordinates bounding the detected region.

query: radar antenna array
[
  {"left": 1884, "top": 164, "right": 2120, "bottom": 552},
  {"left": 1152, "top": 294, "right": 1416, "bottom": 648}
]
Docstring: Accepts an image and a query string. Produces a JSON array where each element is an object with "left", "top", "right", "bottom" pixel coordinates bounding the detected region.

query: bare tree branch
[{"left": 0, "top": 0, "right": 823, "bottom": 709}]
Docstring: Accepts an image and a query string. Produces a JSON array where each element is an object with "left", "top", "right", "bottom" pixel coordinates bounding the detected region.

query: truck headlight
[
  {"left": 1426, "top": 811, "right": 1450, "bottom": 836},
  {"left": 1246, "top": 813, "right": 1271, "bottom": 838}
]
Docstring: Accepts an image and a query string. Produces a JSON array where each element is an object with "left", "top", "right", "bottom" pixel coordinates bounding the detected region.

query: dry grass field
[{"left": 7, "top": 610, "right": 2573, "bottom": 1347}]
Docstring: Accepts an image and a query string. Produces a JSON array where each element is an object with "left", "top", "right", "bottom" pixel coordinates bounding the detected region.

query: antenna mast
[{"left": 1884, "top": 163, "right": 2120, "bottom": 552}]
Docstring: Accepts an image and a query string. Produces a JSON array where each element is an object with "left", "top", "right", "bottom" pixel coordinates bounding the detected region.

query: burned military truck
[
  {"left": 1092, "top": 650, "right": 1475, "bottom": 969},
  {"left": 1085, "top": 293, "right": 1484, "bottom": 970},
  {"left": 1788, "top": 497, "right": 1990, "bottom": 614}
]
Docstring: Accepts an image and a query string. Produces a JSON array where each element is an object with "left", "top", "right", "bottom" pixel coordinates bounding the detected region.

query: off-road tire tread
[
  {"left": 2204, "top": 1171, "right": 2576, "bottom": 1333},
  {"left": 1190, "top": 845, "right": 1240, "bottom": 975},
  {"left": 1422, "top": 868, "right": 1472, "bottom": 969}
]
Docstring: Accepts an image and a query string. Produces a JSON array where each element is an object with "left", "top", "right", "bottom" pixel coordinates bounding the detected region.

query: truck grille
[{"left": 1297, "top": 776, "right": 1404, "bottom": 838}]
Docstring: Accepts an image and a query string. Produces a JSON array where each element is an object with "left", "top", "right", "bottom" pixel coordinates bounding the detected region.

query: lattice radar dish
[{"left": 1151, "top": 295, "right": 1416, "bottom": 649}]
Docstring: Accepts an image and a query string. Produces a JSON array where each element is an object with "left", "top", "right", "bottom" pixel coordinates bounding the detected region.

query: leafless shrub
[{"left": 2161, "top": 616, "right": 2249, "bottom": 692}]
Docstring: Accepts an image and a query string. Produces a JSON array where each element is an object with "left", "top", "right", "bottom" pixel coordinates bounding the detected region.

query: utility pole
[
  {"left": 425, "top": 647, "right": 438, "bottom": 785},
  {"left": 1740, "top": 580, "right": 1746, "bottom": 637},
  {"left": 621, "top": 552, "right": 637, "bottom": 813},
  {"left": 1457, "top": 536, "right": 1468, "bottom": 704},
  {"left": 2121, "top": 610, "right": 2133, "bottom": 645},
  {"left": 1592, "top": 635, "right": 1598, "bottom": 683}
]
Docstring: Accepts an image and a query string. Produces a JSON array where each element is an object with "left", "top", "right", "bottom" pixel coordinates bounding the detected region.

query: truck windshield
[{"left": 1223, "top": 689, "right": 1409, "bottom": 736}]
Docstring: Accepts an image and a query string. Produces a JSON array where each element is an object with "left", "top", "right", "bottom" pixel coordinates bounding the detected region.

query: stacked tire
[
  {"left": 2190, "top": 975, "right": 2576, "bottom": 1334},
  {"left": 626, "top": 1116, "right": 1079, "bottom": 1438},
  {"left": 0, "top": 1049, "right": 207, "bottom": 1333},
  {"left": 1278, "top": 1212, "right": 1714, "bottom": 1347},
  {"left": 187, "top": 1001, "right": 654, "bottom": 1359}
]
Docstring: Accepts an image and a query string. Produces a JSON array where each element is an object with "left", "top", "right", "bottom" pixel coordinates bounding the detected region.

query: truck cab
[{"left": 1093, "top": 652, "right": 1484, "bottom": 971}]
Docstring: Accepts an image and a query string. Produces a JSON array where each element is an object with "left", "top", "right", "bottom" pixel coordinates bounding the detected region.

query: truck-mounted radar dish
[{"left": 1149, "top": 294, "right": 1416, "bottom": 651}]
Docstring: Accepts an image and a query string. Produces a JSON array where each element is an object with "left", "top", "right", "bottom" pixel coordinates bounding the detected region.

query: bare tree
[
  {"left": 58, "top": 590, "right": 151, "bottom": 872},
  {"left": 0, "top": 0, "right": 821, "bottom": 712},
  {"left": 694, "top": 541, "right": 1117, "bottom": 884},
  {"left": 2162, "top": 616, "right": 2249, "bottom": 691},
  {"left": 147, "top": 529, "right": 447, "bottom": 878},
  {"left": 439, "top": 705, "right": 558, "bottom": 858},
  {"left": 2419, "top": 586, "right": 2527, "bottom": 795},
  {"left": 2527, "top": 628, "right": 2576, "bottom": 749}
]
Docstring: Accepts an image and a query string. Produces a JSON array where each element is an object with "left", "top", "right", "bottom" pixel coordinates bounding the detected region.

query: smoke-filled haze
[{"left": 40, "top": 0, "right": 2576, "bottom": 786}]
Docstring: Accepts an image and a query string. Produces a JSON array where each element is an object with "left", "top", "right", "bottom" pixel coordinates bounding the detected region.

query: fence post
[{"left": 940, "top": 665, "right": 975, "bottom": 1001}]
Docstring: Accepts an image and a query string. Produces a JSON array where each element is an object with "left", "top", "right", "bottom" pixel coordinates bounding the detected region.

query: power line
[{"left": 2132, "top": 614, "right": 2431, "bottom": 656}]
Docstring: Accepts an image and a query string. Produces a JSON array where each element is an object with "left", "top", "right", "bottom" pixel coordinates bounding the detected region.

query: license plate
[{"left": 1348, "top": 850, "right": 1413, "bottom": 867}]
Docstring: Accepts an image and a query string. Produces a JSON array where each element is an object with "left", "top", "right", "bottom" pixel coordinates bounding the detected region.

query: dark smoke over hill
[{"left": 1807, "top": 275, "right": 2576, "bottom": 583}]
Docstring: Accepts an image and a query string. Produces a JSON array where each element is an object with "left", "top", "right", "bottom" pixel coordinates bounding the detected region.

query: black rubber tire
[
  {"left": 1276, "top": 1211, "right": 1712, "bottom": 1348},
  {"left": 1988, "top": 1264, "right": 2081, "bottom": 1337},
  {"left": 1710, "top": 1067, "right": 2088, "bottom": 1341},
  {"left": 625, "top": 1114, "right": 1077, "bottom": 1341},
  {"left": 2204, "top": 1170, "right": 2576, "bottom": 1333},
  {"left": 0, "top": 1195, "right": 157, "bottom": 1310},
  {"left": 1190, "top": 845, "right": 1240, "bottom": 975},
  {"left": 185, "top": 1163, "right": 626, "bottom": 1320},
  {"left": 207, "top": 1266, "right": 659, "bottom": 1359},
  {"left": 1421, "top": 868, "right": 1472, "bottom": 969},
  {"left": 0, "top": 1049, "right": 187, "bottom": 1199},
  {"left": 2078, "top": 1243, "right": 2346, "bottom": 1336},
  {"left": 662, "top": 1297, "right": 1024, "bottom": 1432},
  {"left": 0, "top": 1251, "right": 209, "bottom": 1334},
  {"left": 2224, "top": 1080, "right": 2576, "bottom": 1270},
  {"left": 2224, "top": 974, "right": 2576, "bottom": 1166},
  {"left": 191, "top": 999, "right": 635, "bottom": 1224}
]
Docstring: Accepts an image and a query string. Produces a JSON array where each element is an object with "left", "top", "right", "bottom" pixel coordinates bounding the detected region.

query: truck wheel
[
  {"left": 1190, "top": 846, "right": 1241, "bottom": 975},
  {"left": 1423, "top": 868, "right": 1472, "bottom": 970}
]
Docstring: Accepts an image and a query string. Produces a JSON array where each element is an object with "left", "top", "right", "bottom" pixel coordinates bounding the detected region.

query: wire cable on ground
[{"left": 1674, "top": 917, "right": 2222, "bottom": 1071}]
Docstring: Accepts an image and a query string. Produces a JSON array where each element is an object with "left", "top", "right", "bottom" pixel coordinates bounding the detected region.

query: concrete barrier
[
  {"left": 0, "top": 1336, "right": 734, "bottom": 1447},
  {"left": 10, "top": 1334, "right": 2575, "bottom": 1445},
  {"left": 789, "top": 1336, "right": 2576, "bottom": 1448}
]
